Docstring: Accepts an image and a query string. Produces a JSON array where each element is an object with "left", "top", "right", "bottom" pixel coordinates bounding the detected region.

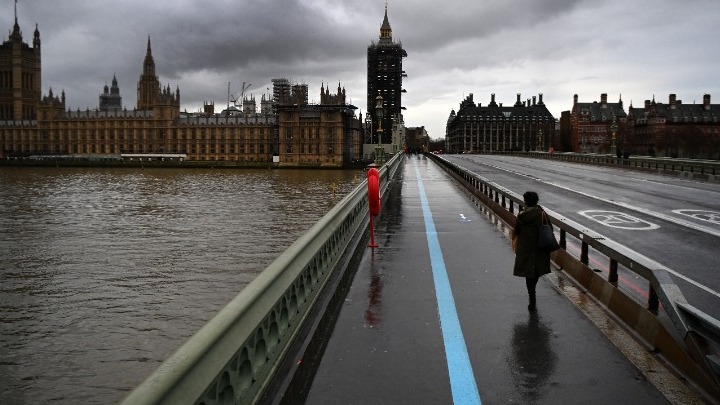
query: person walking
[{"left": 512, "top": 191, "right": 551, "bottom": 311}]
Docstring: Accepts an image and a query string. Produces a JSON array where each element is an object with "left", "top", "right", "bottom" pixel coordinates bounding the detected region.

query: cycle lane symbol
[
  {"left": 672, "top": 209, "right": 720, "bottom": 225},
  {"left": 579, "top": 210, "right": 660, "bottom": 230}
]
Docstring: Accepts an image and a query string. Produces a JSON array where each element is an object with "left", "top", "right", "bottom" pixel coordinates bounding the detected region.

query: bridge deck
[{"left": 305, "top": 155, "right": 682, "bottom": 404}]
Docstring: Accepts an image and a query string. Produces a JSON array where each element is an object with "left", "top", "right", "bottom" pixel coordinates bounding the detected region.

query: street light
[
  {"left": 365, "top": 114, "right": 373, "bottom": 144},
  {"left": 374, "top": 94, "right": 385, "bottom": 165},
  {"left": 610, "top": 115, "right": 618, "bottom": 156}
]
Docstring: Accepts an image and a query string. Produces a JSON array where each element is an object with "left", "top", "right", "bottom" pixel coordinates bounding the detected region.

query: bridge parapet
[
  {"left": 120, "top": 154, "right": 404, "bottom": 405},
  {"left": 506, "top": 151, "right": 720, "bottom": 182},
  {"left": 428, "top": 152, "right": 720, "bottom": 401}
]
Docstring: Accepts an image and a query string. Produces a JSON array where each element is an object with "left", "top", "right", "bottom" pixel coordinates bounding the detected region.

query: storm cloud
[{"left": 5, "top": 0, "right": 720, "bottom": 139}]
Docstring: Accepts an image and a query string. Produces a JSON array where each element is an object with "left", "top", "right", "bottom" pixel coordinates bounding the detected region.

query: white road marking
[
  {"left": 673, "top": 209, "right": 720, "bottom": 225},
  {"left": 483, "top": 162, "right": 720, "bottom": 238},
  {"left": 579, "top": 210, "right": 660, "bottom": 230},
  {"left": 461, "top": 159, "right": 720, "bottom": 299}
]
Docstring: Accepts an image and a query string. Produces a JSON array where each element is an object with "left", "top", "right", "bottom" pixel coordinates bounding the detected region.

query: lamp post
[
  {"left": 610, "top": 115, "right": 618, "bottom": 156},
  {"left": 365, "top": 114, "right": 373, "bottom": 144},
  {"left": 536, "top": 128, "right": 543, "bottom": 151},
  {"left": 374, "top": 94, "right": 385, "bottom": 165}
]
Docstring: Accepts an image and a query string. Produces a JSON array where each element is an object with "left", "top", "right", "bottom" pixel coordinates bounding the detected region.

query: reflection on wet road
[{"left": 509, "top": 312, "right": 557, "bottom": 403}]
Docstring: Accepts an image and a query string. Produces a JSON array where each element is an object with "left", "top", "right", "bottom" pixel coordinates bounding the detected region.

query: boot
[{"left": 528, "top": 294, "right": 537, "bottom": 311}]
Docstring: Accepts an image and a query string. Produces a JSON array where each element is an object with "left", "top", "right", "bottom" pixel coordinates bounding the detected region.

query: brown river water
[{"left": 0, "top": 166, "right": 362, "bottom": 404}]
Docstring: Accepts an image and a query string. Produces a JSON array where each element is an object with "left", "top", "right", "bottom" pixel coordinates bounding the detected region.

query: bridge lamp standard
[
  {"left": 610, "top": 115, "right": 618, "bottom": 156},
  {"left": 375, "top": 94, "right": 385, "bottom": 165},
  {"left": 537, "top": 128, "right": 543, "bottom": 151},
  {"left": 365, "top": 114, "right": 373, "bottom": 144}
]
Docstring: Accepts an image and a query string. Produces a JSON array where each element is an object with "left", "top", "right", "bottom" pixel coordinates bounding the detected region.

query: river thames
[{"left": 0, "top": 166, "right": 362, "bottom": 404}]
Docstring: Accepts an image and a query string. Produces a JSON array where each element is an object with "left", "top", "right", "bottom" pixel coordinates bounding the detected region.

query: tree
[{"left": 427, "top": 138, "right": 445, "bottom": 152}]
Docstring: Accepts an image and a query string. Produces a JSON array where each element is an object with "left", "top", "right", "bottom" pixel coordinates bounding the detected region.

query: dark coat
[{"left": 513, "top": 205, "right": 551, "bottom": 278}]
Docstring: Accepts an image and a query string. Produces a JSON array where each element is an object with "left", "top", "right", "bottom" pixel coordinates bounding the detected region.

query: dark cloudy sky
[{"left": 4, "top": 0, "right": 720, "bottom": 139}]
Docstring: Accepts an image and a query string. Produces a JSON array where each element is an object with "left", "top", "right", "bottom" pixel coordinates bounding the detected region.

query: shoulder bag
[{"left": 538, "top": 210, "right": 560, "bottom": 252}]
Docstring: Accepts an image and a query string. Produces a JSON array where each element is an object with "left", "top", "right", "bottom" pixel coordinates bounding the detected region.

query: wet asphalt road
[
  {"left": 442, "top": 154, "right": 720, "bottom": 321},
  {"left": 305, "top": 155, "right": 672, "bottom": 404}
]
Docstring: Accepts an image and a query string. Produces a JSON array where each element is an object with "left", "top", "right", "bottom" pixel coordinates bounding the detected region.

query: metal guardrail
[
  {"left": 428, "top": 153, "right": 720, "bottom": 400},
  {"left": 120, "top": 154, "right": 404, "bottom": 405},
  {"left": 507, "top": 151, "right": 720, "bottom": 180}
]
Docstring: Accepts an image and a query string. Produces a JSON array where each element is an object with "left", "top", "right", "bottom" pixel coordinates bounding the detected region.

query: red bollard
[{"left": 367, "top": 168, "right": 380, "bottom": 248}]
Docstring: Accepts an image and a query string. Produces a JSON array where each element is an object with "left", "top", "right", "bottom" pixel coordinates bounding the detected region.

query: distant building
[
  {"left": 276, "top": 82, "right": 362, "bottom": 166},
  {"left": 99, "top": 75, "right": 122, "bottom": 112},
  {"left": 367, "top": 5, "right": 407, "bottom": 144},
  {"left": 446, "top": 93, "right": 556, "bottom": 153},
  {"left": 405, "top": 126, "right": 428, "bottom": 152},
  {"left": 625, "top": 94, "right": 720, "bottom": 159},
  {"left": 0, "top": 10, "right": 41, "bottom": 121},
  {"left": 558, "top": 110, "right": 572, "bottom": 152},
  {"left": 570, "top": 93, "right": 627, "bottom": 153},
  {"left": 0, "top": 16, "right": 362, "bottom": 166}
]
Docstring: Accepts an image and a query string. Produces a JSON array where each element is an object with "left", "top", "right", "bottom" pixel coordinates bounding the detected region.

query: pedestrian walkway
[{"left": 305, "top": 154, "right": 687, "bottom": 404}]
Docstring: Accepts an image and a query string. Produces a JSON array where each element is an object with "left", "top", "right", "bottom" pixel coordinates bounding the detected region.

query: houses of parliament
[{"left": 0, "top": 12, "right": 365, "bottom": 166}]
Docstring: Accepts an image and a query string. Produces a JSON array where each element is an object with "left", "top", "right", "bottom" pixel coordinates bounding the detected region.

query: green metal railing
[{"left": 121, "top": 154, "right": 404, "bottom": 405}]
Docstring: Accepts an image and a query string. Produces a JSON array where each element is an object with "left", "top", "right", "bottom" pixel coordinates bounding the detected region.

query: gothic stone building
[
  {"left": 570, "top": 93, "right": 627, "bottom": 154},
  {"left": 625, "top": 94, "right": 720, "bottom": 159},
  {"left": 405, "top": 126, "right": 428, "bottom": 152},
  {"left": 0, "top": 19, "right": 361, "bottom": 166},
  {"left": 446, "top": 93, "right": 556, "bottom": 153},
  {"left": 367, "top": 6, "right": 406, "bottom": 144},
  {"left": 0, "top": 14, "right": 40, "bottom": 121},
  {"left": 276, "top": 83, "right": 362, "bottom": 166}
]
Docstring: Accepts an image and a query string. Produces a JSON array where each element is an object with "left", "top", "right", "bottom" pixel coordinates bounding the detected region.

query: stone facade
[
  {"left": 0, "top": 19, "right": 361, "bottom": 166},
  {"left": 405, "top": 126, "right": 428, "bottom": 152},
  {"left": 625, "top": 94, "right": 720, "bottom": 159},
  {"left": 446, "top": 93, "right": 556, "bottom": 153},
  {"left": 563, "top": 93, "right": 720, "bottom": 158},
  {"left": 0, "top": 14, "right": 41, "bottom": 121},
  {"left": 276, "top": 82, "right": 362, "bottom": 166},
  {"left": 570, "top": 93, "right": 627, "bottom": 154},
  {"left": 367, "top": 6, "right": 406, "bottom": 144}
]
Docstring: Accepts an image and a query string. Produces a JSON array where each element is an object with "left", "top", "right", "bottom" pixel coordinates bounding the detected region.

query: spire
[
  {"left": 143, "top": 36, "right": 156, "bottom": 75},
  {"left": 33, "top": 23, "right": 40, "bottom": 48},
  {"left": 110, "top": 74, "right": 119, "bottom": 95},
  {"left": 11, "top": 3, "right": 22, "bottom": 41},
  {"left": 379, "top": 3, "right": 392, "bottom": 42},
  {"left": 137, "top": 36, "right": 159, "bottom": 110}
]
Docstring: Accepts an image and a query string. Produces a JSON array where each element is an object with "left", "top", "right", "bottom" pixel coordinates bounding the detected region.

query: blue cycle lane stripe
[{"left": 414, "top": 163, "right": 482, "bottom": 405}]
